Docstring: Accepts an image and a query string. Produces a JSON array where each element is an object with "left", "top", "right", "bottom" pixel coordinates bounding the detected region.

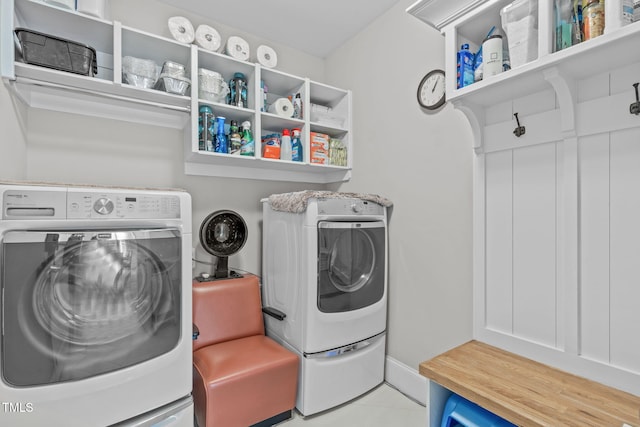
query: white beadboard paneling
[
  {"left": 484, "top": 99, "right": 512, "bottom": 126},
  {"left": 513, "top": 88, "right": 556, "bottom": 118},
  {"left": 577, "top": 92, "right": 640, "bottom": 138},
  {"left": 512, "top": 143, "right": 558, "bottom": 347},
  {"left": 484, "top": 109, "right": 561, "bottom": 153},
  {"left": 474, "top": 51, "right": 640, "bottom": 396},
  {"left": 485, "top": 150, "right": 513, "bottom": 334},
  {"left": 609, "top": 127, "right": 640, "bottom": 374},
  {"left": 609, "top": 60, "right": 640, "bottom": 96},
  {"left": 577, "top": 71, "right": 610, "bottom": 103},
  {"left": 579, "top": 134, "right": 611, "bottom": 364}
]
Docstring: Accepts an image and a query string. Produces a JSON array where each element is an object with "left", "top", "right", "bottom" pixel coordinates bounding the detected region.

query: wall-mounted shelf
[
  {"left": 437, "top": 0, "right": 640, "bottom": 108},
  {"left": 1, "top": 0, "right": 353, "bottom": 183},
  {"left": 408, "top": 0, "right": 640, "bottom": 149}
]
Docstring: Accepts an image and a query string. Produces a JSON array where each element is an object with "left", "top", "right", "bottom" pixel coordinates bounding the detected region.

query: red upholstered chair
[{"left": 192, "top": 274, "right": 298, "bottom": 427}]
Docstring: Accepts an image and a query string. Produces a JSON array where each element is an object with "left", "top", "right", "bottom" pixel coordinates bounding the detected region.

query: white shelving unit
[
  {"left": 1, "top": 0, "right": 352, "bottom": 183},
  {"left": 409, "top": 0, "right": 640, "bottom": 119}
]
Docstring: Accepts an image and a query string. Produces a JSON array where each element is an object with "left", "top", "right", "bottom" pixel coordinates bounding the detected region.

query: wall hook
[
  {"left": 513, "top": 112, "right": 526, "bottom": 137},
  {"left": 630, "top": 83, "right": 640, "bottom": 115}
]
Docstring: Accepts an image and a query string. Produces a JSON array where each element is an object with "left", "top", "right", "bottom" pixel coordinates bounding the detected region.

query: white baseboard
[{"left": 384, "top": 356, "right": 427, "bottom": 406}]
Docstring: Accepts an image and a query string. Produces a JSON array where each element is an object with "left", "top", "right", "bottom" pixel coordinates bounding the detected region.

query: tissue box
[
  {"left": 262, "top": 134, "right": 281, "bottom": 159},
  {"left": 329, "top": 138, "right": 347, "bottom": 167}
]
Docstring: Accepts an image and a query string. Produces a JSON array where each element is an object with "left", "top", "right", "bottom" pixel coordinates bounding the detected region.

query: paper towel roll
[
  {"left": 195, "top": 25, "right": 221, "bottom": 51},
  {"left": 268, "top": 98, "right": 294, "bottom": 118},
  {"left": 225, "top": 36, "right": 250, "bottom": 61},
  {"left": 255, "top": 45, "right": 278, "bottom": 68},
  {"left": 168, "top": 16, "right": 195, "bottom": 44}
]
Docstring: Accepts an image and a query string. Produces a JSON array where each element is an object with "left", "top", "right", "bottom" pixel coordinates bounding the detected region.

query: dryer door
[
  {"left": 1, "top": 228, "right": 182, "bottom": 387},
  {"left": 317, "top": 221, "right": 385, "bottom": 313}
]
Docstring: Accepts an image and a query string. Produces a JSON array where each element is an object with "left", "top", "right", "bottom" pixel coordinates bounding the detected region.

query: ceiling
[{"left": 158, "top": 0, "right": 401, "bottom": 58}]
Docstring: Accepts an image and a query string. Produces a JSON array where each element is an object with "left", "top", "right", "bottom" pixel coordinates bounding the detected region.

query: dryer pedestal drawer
[{"left": 293, "top": 333, "right": 386, "bottom": 416}]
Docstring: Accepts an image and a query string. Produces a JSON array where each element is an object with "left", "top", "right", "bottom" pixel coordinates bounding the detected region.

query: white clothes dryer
[
  {"left": 262, "top": 196, "right": 388, "bottom": 416},
  {"left": 0, "top": 183, "right": 193, "bottom": 427}
]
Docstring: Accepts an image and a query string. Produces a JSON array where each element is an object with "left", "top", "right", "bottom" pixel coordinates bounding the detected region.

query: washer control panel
[
  {"left": 68, "top": 192, "right": 180, "bottom": 219},
  {"left": 93, "top": 197, "right": 115, "bottom": 215},
  {"left": 2, "top": 189, "right": 180, "bottom": 220},
  {"left": 316, "top": 198, "right": 385, "bottom": 216}
]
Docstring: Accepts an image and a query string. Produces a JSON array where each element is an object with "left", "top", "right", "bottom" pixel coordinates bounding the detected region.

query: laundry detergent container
[{"left": 441, "top": 393, "right": 516, "bottom": 427}]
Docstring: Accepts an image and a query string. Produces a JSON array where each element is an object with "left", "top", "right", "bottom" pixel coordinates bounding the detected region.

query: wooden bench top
[{"left": 419, "top": 340, "right": 640, "bottom": 427}]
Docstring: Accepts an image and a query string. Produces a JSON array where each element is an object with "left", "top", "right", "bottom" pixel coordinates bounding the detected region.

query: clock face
[{"left": 417, "top": 70, "right": 446, "bottom": 110}]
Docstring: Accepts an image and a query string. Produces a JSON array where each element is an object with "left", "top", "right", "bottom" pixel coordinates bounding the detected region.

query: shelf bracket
[
  {"left": 543, "top": 67, "right": 576, "bottom": 138},
  {"left": 453, "top": 100, "right": 485, "bottom": 153}
]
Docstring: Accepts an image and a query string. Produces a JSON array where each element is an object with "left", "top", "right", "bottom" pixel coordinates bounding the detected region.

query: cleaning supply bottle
[
  {"left": 229, "top": 120, "right": 241, "bottom": 155},
  {"left": 214, "top": 116, "right": 228, "bottom": 153},
  {"left": 291, "top": 128, "right": 303, "bottom": 162},
  {"left": 280, "top": 128, "right": 292, "bottom": 161},
  {"left": 293, "top": 93, "right": 303, "bottom": 119},
  {"left": 228, "top": 72, "right": 247, "bottom": 108},
  {"left": 198, "top": 105, "right": 215, "bottom": 151},
  {"left": 240, "top": 120, "right": 255, "bottom": 156}
]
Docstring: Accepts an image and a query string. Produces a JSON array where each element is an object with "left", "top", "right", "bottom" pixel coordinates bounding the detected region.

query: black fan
[{"left": 199, "top": 210, "right": 248, "bottom": 279}]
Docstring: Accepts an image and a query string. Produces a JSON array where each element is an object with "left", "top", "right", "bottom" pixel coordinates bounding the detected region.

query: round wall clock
[{"left": 417, "top": 69, "right": 446, "bottom": 111}]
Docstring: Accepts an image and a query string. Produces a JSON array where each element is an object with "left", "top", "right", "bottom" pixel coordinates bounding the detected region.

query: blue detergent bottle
[
  {"left": 291, "top": 128, "right": 303, "bottom": 162},
  {"left": 215, "top": 116, "right": 228, "bottom": 153}
]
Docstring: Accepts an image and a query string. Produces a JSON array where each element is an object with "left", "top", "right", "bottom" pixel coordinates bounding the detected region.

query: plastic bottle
[
  {"left": 198, "top": 105, "right": 215, "bottom": 151},
  {"left": 482, "top": 35, "right": 503, "bottom": 78},
  {"left": 228, "top": 72, "right": 247, "bottom": 108},
  {"left": 260, "top": 80, "right": 266, "bottom": 112},
  {"left": 229, "top": 120, "right": 241, "bottom": 155},
  {"left": 623, "top": 0, "right": 633, "bottom": 24},
  {"left": 280, "top": 128, "right": 292, "bottom": 161},
  {"left": 456, "top": 44, "right": 475, "bottom": 89},
  {"left": 214, "top": 116, "right": 228, "bottom": 153},
  {"left": 293, "top": 93, "right": 303, "bottom": 119},
  {"left": 240, "top": 120, "right": 255, "bottom": 156},
  {"left": 291, "top": 128, "right": 303, "bottom": 162},
  {"left": 263, "top": 84, "right": 268, "bottom": 112}
]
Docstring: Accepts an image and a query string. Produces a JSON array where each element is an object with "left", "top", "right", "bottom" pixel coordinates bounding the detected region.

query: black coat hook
[
  {"left": 513, "top": 112, "right": 526, "bottom": 137},
  {"left": 631, "top": 83, "right": 640, "bottom": 115}
]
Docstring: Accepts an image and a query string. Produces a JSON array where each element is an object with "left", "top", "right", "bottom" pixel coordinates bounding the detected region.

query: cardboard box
[{"left": 310, "top": 132, "right": 329, "bottom": 164}]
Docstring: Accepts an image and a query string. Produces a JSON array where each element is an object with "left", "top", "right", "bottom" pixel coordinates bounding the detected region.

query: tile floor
[{"left": 277, "top": 383, "right": 426, "bottom": 427}]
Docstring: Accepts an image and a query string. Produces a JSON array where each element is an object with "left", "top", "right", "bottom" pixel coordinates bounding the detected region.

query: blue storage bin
[{"left": 441, "top": 393, "right": 516, "bottom": 427}]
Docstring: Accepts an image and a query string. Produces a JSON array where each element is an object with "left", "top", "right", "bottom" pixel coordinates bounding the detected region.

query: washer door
[
  {"left": 1, "top": 229, "right": 182, "bottom": 387},
  {"left": 317, "top": 221, "right": 385, "bottom": 313}
]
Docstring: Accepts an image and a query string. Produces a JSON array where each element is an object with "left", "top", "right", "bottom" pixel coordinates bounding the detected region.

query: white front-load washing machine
[
  {"left": 0, "top": 182, "right": 193, "bottom": 427},
  {"left": 262, "top": 196, "right": 388, "bottom": 416}
]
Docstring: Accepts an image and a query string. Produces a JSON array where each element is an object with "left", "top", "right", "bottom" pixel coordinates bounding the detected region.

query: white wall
[
  {"left": 325, "top": 1, "right": 474, "bottom": 371},
  {"left": 0, "top": 81, "right": 27, "bottom": 178}
]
